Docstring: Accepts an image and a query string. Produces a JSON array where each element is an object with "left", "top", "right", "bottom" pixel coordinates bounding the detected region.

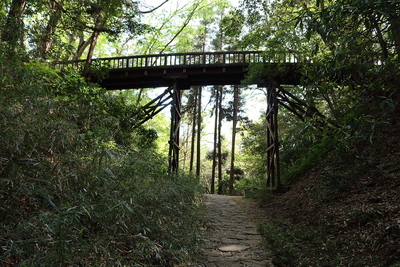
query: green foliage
[
  {"left": 87, "top": 60, "right": 112, "bottom": 80},
  {"left": 221, "top": 9, "right": 245, "bottom": 39},
  {"left": 242, "top": 109, "right": 360, "bottom": 195},
  {"left": 1, "top": 149, "right": 201, "bottom": 266},
  {"left": 259, "top": 215, "right": 392, "bottom": 266},
  {"left": 283, "top": 133, "right": 343, "bottom": 182},
  {"left": 238, "top": 0, "right": 400, "bottom": 195},
  {"left": 259, "top": 219, "right": 321, "bottom": 266},
  {"left": 0, "top": 56, "right": 201, "bottom": 266},
  {"left": 235, "top": 178, "right": 266, "bottom": 199},
  {"left": 2, "top": 0, "right": 150, "bottom": 59},
  {"left": 212, "top": 167, "right": 245, "bottom": 195},
  {"left": 205, "top": 149, "right": 229, "bottom": 164}
]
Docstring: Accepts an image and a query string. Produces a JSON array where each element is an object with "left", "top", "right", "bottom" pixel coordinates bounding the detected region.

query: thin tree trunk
[
  {"left": 229, "top": 86, "right": 239, "bottom": 195},
  {"left": 86, "top": 31, "right": 100, "bottom": 64},
  {"left": 73, "top": 33, "right": 92, "bottom": 60},
  {"left": 217, "top": 86, "right": 223, "bottom": 195},
  {"left": 369, "top": 15, "right": 388, "bottom": 62},
  {"left": 189, "top": 87, "right": 198, "bottom": 173},
  {"left": 181, "top": 127, "right": 189, "bottom": 170},
  {"left": 86, "top": 15, "right": 104, "bottom": 65},
  {"left": 83, "top": 14, "right": 104, "bottom": 76},
  {"left": 135, "top": 89, "right": 144, "bottom": 108},
  {"left": 211, "top": 86, "right": 219, "bottom": 194},
  {"left": 196, "top": 87, "right": 202, "bottom": 178},
  {"left": 322, "top": 92, "right": 339, "bottom": 121},
  {"left": 390, "top": 18, "right": 400, "bottom": 62}
]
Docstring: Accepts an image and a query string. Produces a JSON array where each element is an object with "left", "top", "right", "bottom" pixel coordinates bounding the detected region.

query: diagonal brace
[{"left": 137, "top": 86, "right": 174, "bottom": 125}]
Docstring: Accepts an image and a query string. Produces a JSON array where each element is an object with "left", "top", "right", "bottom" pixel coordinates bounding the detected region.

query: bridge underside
[
  {"left": 58, "top": 51, "right": 305, "bottom": 189},
  {"left": 82, "top": 57, "right": 303, "bottom": 189},
  {"left": 96, "top": 63, "right": 301, "bottom": 90}
]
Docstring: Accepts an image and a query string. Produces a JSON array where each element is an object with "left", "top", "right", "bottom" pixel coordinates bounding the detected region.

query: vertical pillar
[
  {"left": 265, "top": 85, "right": 281, "bottom": 188},
  {"left": 168, "top": 81, "right": 182, "bottom": 173}
]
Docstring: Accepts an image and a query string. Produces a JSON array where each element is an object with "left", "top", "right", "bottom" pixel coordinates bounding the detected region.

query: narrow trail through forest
[{"left": 194, "top": 194, "right": 272, "bottom": 267}]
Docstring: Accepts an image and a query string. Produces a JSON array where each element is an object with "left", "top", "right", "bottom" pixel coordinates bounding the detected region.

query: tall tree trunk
[
  {"left": 86, "top": 14, "right": 104, "bottom": 65},
  {"left": 195, "top": 87, "right": 202, "bottom": 178},
  {"left": 82, "top": 14, "right": 104, "bottom": 75},
  {"left": 211, "top": 86, "right": 219, "bottom": 194},
  {"left": 390, "top": 17, "right": 400, "bottom": 62},
  {"left": 217, "top": 86, "right": 223, "bottom": 195},
  {"left": 73, "top": 32, "right": 92, "bottom": 60},
  {"left": 1, "top": 0, "right": 26, "bottom": 49},
  {"left": 189, "top": 87, "right": 198, "bottom": 173},
  {"left": 229, "top": 86, "right": 239, "bottom": 195},
  {"left": 38, "top": 0, "right": 62, "bottom": 59},
  {"left": 86, "top": 32, "right": 100, "bottom": 65},
  {"left": 181, "top": 127, "right": 189, "bottom": 170}
]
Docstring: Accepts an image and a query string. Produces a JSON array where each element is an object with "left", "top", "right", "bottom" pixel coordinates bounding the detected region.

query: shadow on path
[{"left": 195, "top": 194, "right": 272, "bottom": 267}]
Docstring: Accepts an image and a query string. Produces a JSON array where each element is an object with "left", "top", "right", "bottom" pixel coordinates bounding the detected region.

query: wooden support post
[
  {"left": 265, "top": 85, "right": 281, "bottom": 188},
  {"left": 168, "top": 81, "right": 182, "bottom": 173}
]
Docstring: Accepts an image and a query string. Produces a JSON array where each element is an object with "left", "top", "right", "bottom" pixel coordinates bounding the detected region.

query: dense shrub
[{"left": 0, "top": 53, "right": 201, "bottom": 266}]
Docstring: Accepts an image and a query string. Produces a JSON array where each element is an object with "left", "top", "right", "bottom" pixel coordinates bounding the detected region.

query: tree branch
[
  {"left": 158, "top": 1, "right": 200, "bottom": 54},
  {"left": 138, "top": 0, "right": 169, "bottom": 14}
]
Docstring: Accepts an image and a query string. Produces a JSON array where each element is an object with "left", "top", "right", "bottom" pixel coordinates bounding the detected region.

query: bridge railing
[{"left": 55, "top": 51, "right": 299, "bottom": 71}]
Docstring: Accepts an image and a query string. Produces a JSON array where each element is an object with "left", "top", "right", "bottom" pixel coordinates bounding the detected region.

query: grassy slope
[{"left": 238, "top": 107, "right": 400, "bottom": 266}]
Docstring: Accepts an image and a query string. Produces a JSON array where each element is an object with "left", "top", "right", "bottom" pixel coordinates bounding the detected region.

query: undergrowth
[
  {"left": 259, "top": 105, "right": 400, "bottom": 267},
  {"left": 1, "top": 149, "right": 201, "bottom": 266},
  {"left": 259, "top": 219, "right": 322, "bottom": 266},
  {"left": 0, "top": 53, "right": 201, "bottom": 266}
]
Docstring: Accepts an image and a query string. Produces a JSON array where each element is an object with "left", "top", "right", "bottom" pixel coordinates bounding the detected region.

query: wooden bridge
[
  {"left": 57, "top": 51, "right": 304, "bottom": 189},
  {"left": 56, "top": 51, "right": 301, "bottom": 89}
]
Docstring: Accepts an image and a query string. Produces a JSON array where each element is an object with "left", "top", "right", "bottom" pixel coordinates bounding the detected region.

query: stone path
[{"left": 195, "top": 194, "right": 272, "bottom": 267}]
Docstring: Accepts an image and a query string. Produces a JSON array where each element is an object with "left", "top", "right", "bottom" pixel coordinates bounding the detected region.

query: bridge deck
[{"left": 56, "top": 51, "right": 302, "bottom": 89}]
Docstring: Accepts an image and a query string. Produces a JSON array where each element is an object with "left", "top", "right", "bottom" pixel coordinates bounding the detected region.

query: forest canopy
[{"left": 1, "top": 0, "right": 400, "bottom": 265}]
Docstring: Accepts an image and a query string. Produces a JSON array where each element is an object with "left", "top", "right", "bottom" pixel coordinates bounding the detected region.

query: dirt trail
[{"left": 195, "top": 194, "right": 272, "bottom": 267}]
